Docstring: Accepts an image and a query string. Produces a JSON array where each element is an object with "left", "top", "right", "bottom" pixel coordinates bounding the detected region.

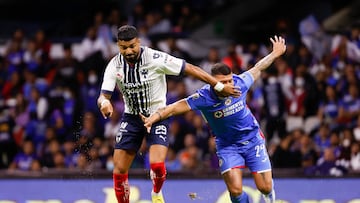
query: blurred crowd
[{"left": 0, "top": 1, "right": 360, "bottom": 177}]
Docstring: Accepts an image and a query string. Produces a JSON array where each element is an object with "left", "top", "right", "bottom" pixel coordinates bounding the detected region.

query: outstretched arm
[
  {"left": 184, "top": 63, "right": 241, "bottom": 97},
  {"left": 141, "top": 99, "right": 191, "bottom": 133},
  {"left": 248, "top": 36, "right": 286, "bottom": 81}
]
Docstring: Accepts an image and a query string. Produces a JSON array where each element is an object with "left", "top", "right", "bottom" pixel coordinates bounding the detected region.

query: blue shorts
[
  {"left": 114, "top": 113, "right": 169, "bottom": 151},
  {"left": 216, "top": 131, "right": 272, "bottom": 174}
]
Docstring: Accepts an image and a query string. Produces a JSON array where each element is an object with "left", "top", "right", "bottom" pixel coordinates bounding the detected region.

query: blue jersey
[
  {"left": 186, "top": 71, "right": 271, "bottom": 173},
  {"left": 186, "top": 71, "right": 260, "bottom": 143}
]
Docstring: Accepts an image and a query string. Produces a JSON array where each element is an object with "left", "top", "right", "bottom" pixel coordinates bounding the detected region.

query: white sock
[{"left": 263, "top": 189, "right": 275, "bottom": 203}]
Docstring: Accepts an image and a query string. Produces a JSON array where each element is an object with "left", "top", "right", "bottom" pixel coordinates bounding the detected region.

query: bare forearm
[
  {"left": 152, "top": 100, "right": 190, "bottom": 122},
  {"left": 248, "top": 36, "right": 286, "bottom": 80},
  {"left": 248, "top": 53, "right": 277, "bottom": 81},
  {"left": 184, "top": 63, "right": 217, "bottom": 86}
]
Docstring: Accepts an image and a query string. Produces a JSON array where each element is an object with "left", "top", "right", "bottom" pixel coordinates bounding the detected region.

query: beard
[{"left": 124, "top": 54, "right": 138, "bottom": 64}]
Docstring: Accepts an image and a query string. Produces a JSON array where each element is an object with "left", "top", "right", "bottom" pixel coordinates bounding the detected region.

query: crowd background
[{"left": 0, "top": 0, "right": 360, "bottom": 178}]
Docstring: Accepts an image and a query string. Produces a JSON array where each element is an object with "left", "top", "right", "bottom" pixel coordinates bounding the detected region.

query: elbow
[{"left": 249, "top": 71, "right": 260, "bottom": 81}]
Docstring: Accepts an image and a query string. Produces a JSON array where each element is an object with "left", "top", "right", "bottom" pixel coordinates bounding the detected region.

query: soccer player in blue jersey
[
  {"left": 142, "top": 36, "right": 286, "bottom": 203},
  {"left": 97, "top": 25, "right": 241, "bottom": 203}
]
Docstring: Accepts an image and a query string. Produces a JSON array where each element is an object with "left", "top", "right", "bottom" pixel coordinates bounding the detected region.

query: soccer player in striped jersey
[
  {"left": 142, "top": 36, "right": 286, "bottom": 203},
  {"left": 97, "top": 25, "right": 241, "bottom": 203}
]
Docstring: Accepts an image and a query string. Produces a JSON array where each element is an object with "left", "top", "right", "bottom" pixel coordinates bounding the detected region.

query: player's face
[
  {"left": 214, "top": 74, "right": 234, "bottom": 86},
  {"left": 117, "top": 38, "right": 141, "bottom": 64}
]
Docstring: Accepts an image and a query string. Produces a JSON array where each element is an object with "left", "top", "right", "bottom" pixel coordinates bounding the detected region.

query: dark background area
[{"left": 0, "top": 0, "right": 357, "bottom": 43}]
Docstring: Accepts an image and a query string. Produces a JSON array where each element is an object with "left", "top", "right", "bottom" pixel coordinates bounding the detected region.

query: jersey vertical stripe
[
  {"left": 139, "top": 56, "right": 148, "bottom": 115},
  {"left": 135, "top": 62, "right": 146, "bottom": 115},
  {"left": 122, "top": 58, "right": 134, "bottom": 114},
  {"left": 132, "top": 62, "right": 142, "bottom": 115},
  {"left": 131, "top": 65, "right": 140, "bottom": 114},
  {"left": 141, "top": 52, "right": 150, "bottom": 114}
]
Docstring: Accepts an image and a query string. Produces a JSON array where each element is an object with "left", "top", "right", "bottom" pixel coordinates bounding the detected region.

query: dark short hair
[
  {"left": 117, "top": 25, "right": 138, "bottom": 41},
  {"left": 211, "top": 63, "right": 232, "bottom": 76}
]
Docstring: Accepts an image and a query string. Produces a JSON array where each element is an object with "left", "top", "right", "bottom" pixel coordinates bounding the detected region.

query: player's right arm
[
  {"left": 184, "top": 63, "right": 241, "bottom": 97},
  {"left": 97, "top": 57, "right": 117, "bottom": 119},
  {"left": 141, "top": 99, "right": 191, "bottom": 133},
  {"left": 247, "top": 36, "right": 286, "bottom": 81},
  {"left": 97, "top": 92, "right": 113, "bottom": 119},
  {"left": 151, "top": 47, "right": 240, "bottom": 98}
]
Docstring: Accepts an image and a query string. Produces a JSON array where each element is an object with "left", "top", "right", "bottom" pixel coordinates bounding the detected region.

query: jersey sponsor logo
[
  {"left": 123, "top": 82, "right": 144, "bottom": 94},
  {"left": 123, "top": 82, "right": 142, "bottom": 88},
  {"left": 213, "top": 101, "right": 245, "bottom": 118},
  {"left": 222, "top": 101, "right": 244, "bottom": 117},
  {"left": 214, "top": 111, "right": 224, "bottom": 118}
]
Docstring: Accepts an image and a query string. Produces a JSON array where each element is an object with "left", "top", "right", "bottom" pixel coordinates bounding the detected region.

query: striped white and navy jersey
[{"left": 101, "top": 46, "right": 185, "bottom": 115}]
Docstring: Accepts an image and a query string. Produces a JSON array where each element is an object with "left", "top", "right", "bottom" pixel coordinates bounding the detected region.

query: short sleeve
[
  {"left": 185, "top": 91, "right": 207, "bottom": 110},
  {"left": 152, "top": 51, "right": 185, "bottom": 75},
  {"left": 100, "top": 59, "right": 117, "bottom": 92},
  {"left": 238, "top": 71, "right": 254, "bottom": 90}
]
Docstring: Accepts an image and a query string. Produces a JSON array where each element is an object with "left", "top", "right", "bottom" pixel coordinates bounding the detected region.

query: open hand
[
  {"left": 270, "top": 35, "right": 286, "bottom": 57},
  {"left": 220, "top": 84, "right": 241, "bottom": 97}
]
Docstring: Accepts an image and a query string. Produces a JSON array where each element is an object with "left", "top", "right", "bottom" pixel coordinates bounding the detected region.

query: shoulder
[
  {"left": 232, "top": 74, "right": 243, "bottom": 84},
  {"left": 187, "top": 85, "right": 212, "bottom": 103},
  {"left": 142, "top": 46, "right": 167, "bottom": 59},
  {"left": 233, "top": 73, "right": 250, "bottom": 81},
  {"left": 106, "top": 54, "right": 122, "bottom": 70},
  {"left": 234, "top": 72, "right": 254, "bottom": 88}
]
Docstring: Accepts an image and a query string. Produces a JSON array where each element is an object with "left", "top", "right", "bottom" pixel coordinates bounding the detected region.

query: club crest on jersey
[
  {"left": 214, "top": 110, "right": 223, "bottom": 118},
  {"left": 225, "top": 98, "right": 232, "bottom": 106},
  {"left": 140, "top": 69, "right": 148, "bottom": 78}
]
